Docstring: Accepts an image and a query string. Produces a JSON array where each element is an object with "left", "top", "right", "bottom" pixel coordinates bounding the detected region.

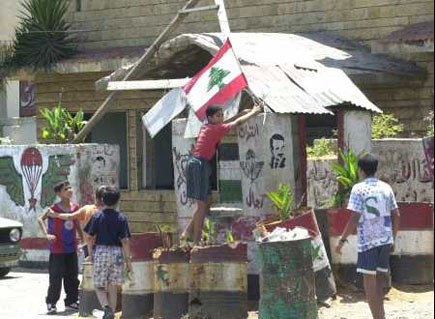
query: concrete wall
[
  {"left": 66, "top": 0, "right": 433, "bottom": 50},
  {"left": 307, "top": 138, "right": 434, "bottom": 208},
  {"left": 63, "top": 0, "right": 433, "bottom": 135},
  {"left": 0, "top": 143, "right": 119, "bottom": 262},
  {"left": 35, "top": 72, "right": 177, "bottom": 233},
  {"left": 0, "top": 117, "right": 37, "bottom": 145},
  {"left": 0, "top": 0, "right": 22, "bottom": 43}
]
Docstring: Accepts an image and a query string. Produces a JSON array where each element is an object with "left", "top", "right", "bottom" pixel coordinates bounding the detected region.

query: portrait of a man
[{"left": 270, "top": 134, "right": 286, "bottom": 169}]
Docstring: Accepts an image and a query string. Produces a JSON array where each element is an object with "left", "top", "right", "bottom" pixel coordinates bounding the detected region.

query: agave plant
[
  {"left": 330, "top": 149, "right": 361, "bottom": 207},
  {"left": 266, "top": 184, "right": 294, "bottom": 221},
  {"left": 40, "top": 102, "right": 86, "bottom": 143},
  {"left": 7, "top": 0, "right": 76, "bottom": 71}
]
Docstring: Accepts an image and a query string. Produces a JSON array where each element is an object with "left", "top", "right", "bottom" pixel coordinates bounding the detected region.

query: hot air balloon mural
[{"left": 20, "top": 147, "right": 43, "bottom": 211}]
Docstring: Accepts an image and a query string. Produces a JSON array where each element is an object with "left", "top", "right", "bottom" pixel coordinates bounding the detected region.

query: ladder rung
[{"left": 179, "top": 4, "right": 219, "bottom": 14}]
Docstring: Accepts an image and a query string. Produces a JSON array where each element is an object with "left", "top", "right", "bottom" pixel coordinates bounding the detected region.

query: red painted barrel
[
  {"left": 327, "top": 202, "right": 434, "bottom": 285},
  {"left": 153, "top": 250, "right": 191, "bottom": 319},
  {"left": 189, "top": 243, "right": 248, "bottom": 319},
  {"left": 262, "top": 208, "right": 337, "bottom": 301},
  {"left": 122, "top": 233, "right": 167, "bottom": 319}
]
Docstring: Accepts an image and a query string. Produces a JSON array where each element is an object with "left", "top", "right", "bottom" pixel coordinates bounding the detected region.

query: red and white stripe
[{"left": 183, "top": 39, "right": 247, "bottom": 121}]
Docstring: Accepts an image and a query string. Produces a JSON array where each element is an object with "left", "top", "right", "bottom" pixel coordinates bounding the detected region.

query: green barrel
[{"left": 258, "top": 238, "right": 318, "bottom": 319}]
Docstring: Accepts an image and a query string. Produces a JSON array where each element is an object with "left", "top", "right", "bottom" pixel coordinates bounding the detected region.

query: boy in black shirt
[{"left": 84, "top": 187, "right": 132, "bottom": 319}]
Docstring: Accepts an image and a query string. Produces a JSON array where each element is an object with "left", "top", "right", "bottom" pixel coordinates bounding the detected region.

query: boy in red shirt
[
  {"left": 37, "top": 181, "right": 82, "bottom": 314},
  {"left": 182, "top": 105, "right": 262, "bottom": 243}
]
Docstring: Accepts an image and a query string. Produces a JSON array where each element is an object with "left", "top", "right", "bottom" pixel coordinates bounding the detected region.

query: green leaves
[
  {"left": 307, "top": 138, "right": 335, "bottom": 158},
  {"left": 372, "top": 113, "right": 404, "bottom": 139},
  {"left": 1, "top": 0, "right": 76, "bottom": 76},
  {"left": 330, "top": 149, "right": 361, "bottom": 207},
  {"left": 202, "top": 219, "right": 218, "bottom": 245},
  {"left": 266, "top": 184, "right": 294, "bottom": 221},
  {"left": 40, "top": 102, "right": 87, "bottom": 143}
]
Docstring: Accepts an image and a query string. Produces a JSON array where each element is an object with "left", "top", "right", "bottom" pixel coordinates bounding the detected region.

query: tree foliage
[
  {"left": 425, "top": 110, "right": 434, "bottom": 137},
  {"left": 307, "top": 138, "right": 336, "bottom": 158},
  {"left": 1, "top": 0, "right": 76, "bottom": 88},
  {"left": 372, "top": 113, "right": 404, "bottom": 139}
]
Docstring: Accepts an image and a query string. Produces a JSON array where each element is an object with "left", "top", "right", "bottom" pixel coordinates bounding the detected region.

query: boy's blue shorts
[
  {"left": 186, "top": 155, "right": 212, "bottom": 202},
  {"left": 357, "top": 244, "right": 391, "bottom": 275}
]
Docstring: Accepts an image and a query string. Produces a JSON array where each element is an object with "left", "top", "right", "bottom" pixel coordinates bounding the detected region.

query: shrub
[
  {"left": 307, "top": 138, "right": 336, "bottom": 158},
  {"left": 330, "top": 149, "right": 360, "bottom": 207},
  {"left": 372, "top": 113, "right": 404, "bottom": 139}
]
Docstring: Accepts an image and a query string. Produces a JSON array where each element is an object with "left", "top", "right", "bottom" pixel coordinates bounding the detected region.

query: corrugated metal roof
[
  {"left": 279, "top": 64, "right": 382, "bottom": 113},
  {"left": 242, "top": 64, "right": 332, "bottom": 114},
  {"left": 384, "top": 21, "right": 434, "bottom": 43},
  {"left": 100, "top": 32, "right": 397, "bottom": 114}
]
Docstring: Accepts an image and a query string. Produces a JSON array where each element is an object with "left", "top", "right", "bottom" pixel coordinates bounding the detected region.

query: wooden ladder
[{"left": 74, "top": 0, "right": 231, "bottom": 142}]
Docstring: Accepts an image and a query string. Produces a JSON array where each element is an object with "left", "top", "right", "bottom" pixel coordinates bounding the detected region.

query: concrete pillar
[
  {"left": 339, "top": 110, "right": 372, "bottom": 155},
  {"left": 238, "top": 113, "right": 298, "bottom": 218},
  {"left": 6, "top": 80, "right": 19, "bottom": 118},
  {"left": 171, "top": 119, "right": 196, "bottom": 235}
]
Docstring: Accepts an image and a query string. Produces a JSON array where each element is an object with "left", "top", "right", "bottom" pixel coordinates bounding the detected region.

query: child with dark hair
[
  {"left": 49, "top": 185, "right": 107, "bottom": 258},
  {"left": 37, "top": 181, "right": 82, "bottom": 314},
  {"left": 182, "top": 104, "right": 262, "bottom": 243},
  {"left": 336, "top": 153, "right": 400, "bottom": 319},
  {"left": 84, "top": 186, "right": 132, "bottom": 319}
]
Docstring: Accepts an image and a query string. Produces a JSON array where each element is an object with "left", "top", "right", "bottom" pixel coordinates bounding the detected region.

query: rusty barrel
[
  {"left": 153, "top": 250, "right": 191, "bottom": 319},
  {"left": 258, "top": 238, "right": 318, "bottom": 319},
  {"left": 79, "top": 262, "right": 102, "bottom": 317},
  {"left": 122, "top": 233, "right": 165, "bottom": 319},
  {"left": 264, "top": 207, "right": 336, "bottom": 301},
  {"left": 189, "top": 243, "right": 248, "bottom": 319}
]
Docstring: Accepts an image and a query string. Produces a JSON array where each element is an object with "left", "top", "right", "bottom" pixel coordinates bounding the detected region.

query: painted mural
[
  {"left": 0, "top": 145, "right": 77, "bottom": 239},
  {"left": 0, "top": 144, "right": 120, "bottom": 262},
  {"left": 307, "top": 139, "right": 434, "bottom": 208},
  {"left": 78, "top": 144, "right": 120, "bottom": 205}
]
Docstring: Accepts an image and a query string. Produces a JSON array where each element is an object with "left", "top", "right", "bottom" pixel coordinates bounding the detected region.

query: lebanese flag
[{"left": 183, "top": 39, "right": 248, "bottom": 121}]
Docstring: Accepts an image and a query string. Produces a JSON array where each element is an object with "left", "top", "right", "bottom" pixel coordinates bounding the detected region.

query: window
[
  {"left": 140, "top": 121, "right": 217, "bottom": 191},
  {"left": 85, "top": 112, "right": 128, "bottom": 189},
  {"left": 76, "top": 0, "right": 82, "bottom": 12}
]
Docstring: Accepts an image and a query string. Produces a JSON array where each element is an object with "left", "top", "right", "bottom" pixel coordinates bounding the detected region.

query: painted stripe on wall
[
  {"left": 330, "top": 230, "right": 434, "bottom": 265},
  {"left": 329, "top": 202, "right": 434, "bottom": 237}
]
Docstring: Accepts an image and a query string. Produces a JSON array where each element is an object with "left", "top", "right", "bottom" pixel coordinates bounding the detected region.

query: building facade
[{"left": 31, "top": 0, "right": 433, "bottom": 231}]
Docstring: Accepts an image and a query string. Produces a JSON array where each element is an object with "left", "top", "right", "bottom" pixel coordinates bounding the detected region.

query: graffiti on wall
[
  {"left": 0, "top": 148, "right": 75, "bottom": 211},
  {"left": 240, "top": 149, "right": 264, "bottom": 209},
  {"left": 0, "top": 144, "right": 119, "bottom": 242},
  {"left": 173, "top": 146, "right": 195, "bottom": 207},
  {"left": 269, "top": 134, "right": 286, "bottom": 169},
  {"left": 79, "top": 144, "right": 119, "bottom": 205},
  {"left": 307, "top": 140, "right": 434, "bottom": 208}
]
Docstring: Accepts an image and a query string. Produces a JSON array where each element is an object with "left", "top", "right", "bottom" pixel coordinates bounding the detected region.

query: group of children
[
  {"left": 38, "top": 182, "right": 132, "bottom": 319},
  {"left": 37, "top": 103, "right": 398, "bottom": 319}
]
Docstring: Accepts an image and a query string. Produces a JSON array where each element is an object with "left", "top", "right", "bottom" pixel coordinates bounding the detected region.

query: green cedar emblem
[{"left": 207, "top": 67, "right": 230, "bottom": 92}]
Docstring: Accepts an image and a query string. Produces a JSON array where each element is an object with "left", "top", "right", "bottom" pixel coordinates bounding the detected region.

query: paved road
[
  {"left": 0, "top": 269, "right": 85, "bottom": 319},
  {"left": 2, "top": 269, "right": 433, "bottom": 319}
]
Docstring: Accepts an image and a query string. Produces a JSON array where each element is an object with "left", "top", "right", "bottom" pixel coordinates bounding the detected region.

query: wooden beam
[
  {"left": 73, "top": 0, "right": 201, "bottom": 143},
  {"left": 107, "top": 79, "right": 190, "bottom": 91},
  {"left": 179, "top": 5, "right": 219, "bottom": 14},
  {"left": 214, "top": 0, "right": 231, "bottom": 38}
]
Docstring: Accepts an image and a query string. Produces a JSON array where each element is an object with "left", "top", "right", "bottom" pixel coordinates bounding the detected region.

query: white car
[{"left": 0, "top": 217, "right": 23, "bottom": 278}]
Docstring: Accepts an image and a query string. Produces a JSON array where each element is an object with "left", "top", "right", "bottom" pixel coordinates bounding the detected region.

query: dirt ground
[{"left": 247, "top": 284, "right": 434, "bottom": 319}]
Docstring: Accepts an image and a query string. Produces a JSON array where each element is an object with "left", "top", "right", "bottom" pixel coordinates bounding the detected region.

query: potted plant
[{"left": 256, "top": 184, "right": 337, "bottom": 302}]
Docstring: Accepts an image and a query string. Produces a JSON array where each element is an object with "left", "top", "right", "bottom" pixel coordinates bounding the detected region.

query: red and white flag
[{"left": 183, "top": 39, "right": 248, "bottom": 121}]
